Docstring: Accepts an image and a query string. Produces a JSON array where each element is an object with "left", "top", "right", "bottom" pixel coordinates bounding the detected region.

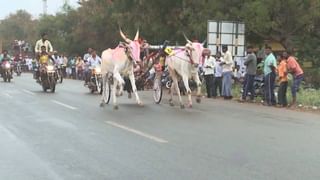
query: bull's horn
[
  {"left": 120, "top": 28, "right": 131, "bottom": 43},
  {"left": 183, "top": 33, "right": 192, "bottom": 44},
  {"left": 202, "top": 39, "right": 207, "bottom": 46},
  {"left": 134, "top": 29, "right": 139, "bottom": 41}
]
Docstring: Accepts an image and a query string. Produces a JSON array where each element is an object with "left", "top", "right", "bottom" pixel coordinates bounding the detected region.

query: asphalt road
[{"left": 1, "top": 73, "right": 320, "bottom": 180}]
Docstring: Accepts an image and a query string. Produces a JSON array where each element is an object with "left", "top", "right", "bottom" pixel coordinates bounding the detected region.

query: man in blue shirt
[{"left": 263, "top": 46, "right": 277, "bottom": 106}]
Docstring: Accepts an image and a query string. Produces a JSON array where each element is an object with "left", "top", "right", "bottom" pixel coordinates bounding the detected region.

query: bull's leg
[
  {"left": 168, "top": 68, "right": 176, "bottom": 106},
  {"left": 170, "top": 71, "right": 184, "bottom": 109},
  {"left": 112, "top": 78, "right": 119, "bottom": 110},
  {"left": 100, "top": 73, "right": 107, "bottom": 107},
  {"left": 194, "top": 73, "right": 202, "bottom": 103},
  {"left": 113, "top": 69, "right": 124, "bottom": 96},
  {"left": 128, "top": 72, "right": 143, "bottom": 106},
  {"left": 182, "top": 76, "right": 193, "bottom": 108},
  {"left": 169, "top": 78, "right": 175, "bottom": 106}
]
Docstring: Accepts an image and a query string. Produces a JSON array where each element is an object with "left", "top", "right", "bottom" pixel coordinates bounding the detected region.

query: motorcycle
[
  {"left": 39, "top": 64, "right": 57, "bottom": 93},
  {"left": 253, "top": 74, "right": 265, "bottom": 98},
  {"left": 14, "top": 61, "right": 22, "bottom": 76},
  {"left": 88, "top": 66, "right": 103, "bottom": 94},
  {"left": 55, "top": 64, "right": 64, "bottom": 83},
  {"left": 160, "top": 68, "right": 171, "bottom": 89},
  {"left": 1, "top": 60, "right": 13, "bottom": 82},
  {"left": 32, "top": 61, "right": 39, "bottom": 79}
]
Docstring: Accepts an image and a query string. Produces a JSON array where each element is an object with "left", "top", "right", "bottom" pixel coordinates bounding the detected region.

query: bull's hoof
[
  {"left": 100, "top": 103, "right": 105, "bottom": 107},
  {"left": 196, "top": 97, "right": 201, "bottom": 103},
  {"left": 113, "top": 105, "right": 119, "bottom": 110},
  {"left": 188, "top": 103, "right": 193, "bottom": 108},
  {"left": 170, "top": 102, "right": 174, "bottom": 107},
  {"left": 180, "top": 104, "right": 185, "bottom": 109},
  {"left": 128, "top": 93, "right": 132, "bottom": 99},
  {"left": 138, "top": 102, "right": 144, "bottom": 107}
]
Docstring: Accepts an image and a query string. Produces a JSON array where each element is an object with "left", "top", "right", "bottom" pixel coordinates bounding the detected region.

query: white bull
[
  {"left": 166, "top": 37, "right": 205, "bottom": 108},
  {"left": 100, "top": 30, "right": 142, "bottom": 110}
]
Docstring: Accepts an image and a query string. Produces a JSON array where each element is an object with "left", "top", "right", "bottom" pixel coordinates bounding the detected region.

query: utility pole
[
  {"left": 64, "top": 0, "right": 69, "bottom": 4},
  {"left": 43, "top": 0, "right": 48, "bottom": 15}
]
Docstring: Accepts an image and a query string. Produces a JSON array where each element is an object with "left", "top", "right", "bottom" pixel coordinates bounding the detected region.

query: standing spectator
[
  {"left": 277, "top": 54, "right": 288, "bottom": 107},
  {"left": 240, "top": 46, "right": 257, "bottom": 102},
  {"left": 221, "top": 45, "right": 234, "bottom": 100},
  {"left": 213, "top": 52, "right": 223, "bottom": 98},
  {"left": 68, "top": 56, "right": 77, "bottom": 79},
  {"left": 62, "top": 54, "right": 68, "bottom": 77},
  {"left": 202, "top": 49, "right": 215, "bottom": 98},
  {"left": 263, "top": 46, "right": 277, "bottom": 106},
  {"left": 76, "top": 56, "right": 85, "bottom": 80},
  {"left": 284, "top": 51, "right": 304, "bottom": 107}
]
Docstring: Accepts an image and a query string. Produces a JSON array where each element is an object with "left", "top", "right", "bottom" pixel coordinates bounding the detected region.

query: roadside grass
[{"left": 230, "top": 81, "right": 320, "bottom": 108}]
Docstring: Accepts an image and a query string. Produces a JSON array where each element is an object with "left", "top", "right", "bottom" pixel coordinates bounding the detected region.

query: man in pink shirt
[{"left": 283, "top": 51, "right": 304, "bottom": 107}]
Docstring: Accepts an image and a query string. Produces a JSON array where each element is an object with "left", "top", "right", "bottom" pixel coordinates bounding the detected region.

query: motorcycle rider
[
  {"left": 36, "top": 46, "right": 54, "bottom": 82},
  {"left": 35, "top": 32, "right": 53, "bottom": 55},
  {"left": 83, "top": 48, "right": 93, "bottom": 85},
  {"left": 0, "top": 50, "right": 12, "bottom": 63},
  {"left": 34, "top": 33, "right": 54, "bottom": 82},
  {"left": 85, "top": 50, "right": 101, "bottom": 85},
  {"left": 13, "top": 53, "right": 23, "bottom": 74},
  {"left": 0, "top": 50, "right": 13, "bottom": 76}
]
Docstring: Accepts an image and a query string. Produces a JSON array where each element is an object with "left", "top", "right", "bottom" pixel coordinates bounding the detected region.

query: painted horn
[
  {"left": 134, "top": 29, "right": 139, "bottom": 41},
  {"left": 183, "top": 33, "right": 192, "bottom": 44},
  {"left": 120, "top": 28, "right": 131, "bottom": 43},
  {"left": 202, "top": 39, "right": 207, "bottom": 46}
]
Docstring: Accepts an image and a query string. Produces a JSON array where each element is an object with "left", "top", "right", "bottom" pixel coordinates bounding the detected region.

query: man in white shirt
[
  {"left": 83, "top": 48, "right": 93, "bottom": 85},
  {"left": 87, "top": 50, "right": 101, "bottom": 67},
  {"left": 34, "top": 33, "right": 53, "bottom": 54},
  {"left": 213, "top": 52, "right": 223, "bottom": 97},
  {"left": 85, "top": 50, "right": 101, "bottom": 85},
  {"left": 202, "top": 49, "right": 215, "bottom": 98},
  {"left": 52, "top": 51, "right": 63, "bottom": 65},
  {"left": 221, "top": 45, "right": 234, "bottom": 100}
]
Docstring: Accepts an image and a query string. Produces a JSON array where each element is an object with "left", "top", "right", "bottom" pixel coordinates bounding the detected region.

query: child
[{"left": 277, "top": 55, "right": 288, "bottom": 107}]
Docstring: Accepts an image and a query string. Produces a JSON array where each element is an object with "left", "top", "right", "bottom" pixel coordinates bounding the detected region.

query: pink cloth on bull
[{"left": 111, "top": 46, "right": 127, "bottom": 61}]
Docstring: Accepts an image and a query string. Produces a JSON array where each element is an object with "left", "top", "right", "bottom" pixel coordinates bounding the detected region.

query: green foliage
[
  {"left": 0, "top": 10, "right": 37, "bottom": 50},
  {"left": 0, "top": 0, "right": 319, "bottom": 66}
]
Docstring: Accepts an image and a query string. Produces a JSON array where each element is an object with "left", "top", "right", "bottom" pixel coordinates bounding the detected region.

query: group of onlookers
[
  {"left": 202, "top": 45, "right": 238, "bottom": 100},
  {"left": 51, "top": 49, "right": 101, "bottom": 81},
  {"left": 202, "top": 45, "right": 304, "bottom": 108}
]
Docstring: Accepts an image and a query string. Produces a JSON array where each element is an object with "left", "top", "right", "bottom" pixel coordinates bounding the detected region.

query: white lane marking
[
  {"left": 2, "top": 93, "right": 13, "bottom": 98},
  {"left": 22, "top": 89, "right": 35, "bottom": 96},
  {"left": 51, "top": 100, "right": 77, "bottom": 110},
  {"left": 105, "top": 121, "right": 168, "bottom": 143}
]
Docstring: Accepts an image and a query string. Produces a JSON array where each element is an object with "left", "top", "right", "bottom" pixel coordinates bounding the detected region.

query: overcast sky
[{"left": 0, "top": 0, "right": 79, "bottom": 20}]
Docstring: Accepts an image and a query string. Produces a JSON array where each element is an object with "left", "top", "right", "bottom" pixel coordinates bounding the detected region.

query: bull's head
[
  {"left": 120, "top": 29, "right": 141, "bottom": 63},
  {"left": 184, "top": 34, "right": 205, "bottom": 67}
]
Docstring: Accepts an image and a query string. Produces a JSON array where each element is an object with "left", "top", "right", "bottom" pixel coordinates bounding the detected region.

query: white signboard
[{"left": 207, "top": 21, "right": 245, "bottom": 57}]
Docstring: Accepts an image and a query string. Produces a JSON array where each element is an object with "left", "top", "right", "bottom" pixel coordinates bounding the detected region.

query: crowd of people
[
  {"left": 202, "top": 45, "right": 304, "bottom": 108},
  {"left": 1, "top": 32, "right": 305, "bottom": 109}
]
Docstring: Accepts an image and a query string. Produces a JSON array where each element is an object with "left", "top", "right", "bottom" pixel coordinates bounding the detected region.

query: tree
[{"left": 0, "top": 10, "right": 37, "bottom": 51}]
